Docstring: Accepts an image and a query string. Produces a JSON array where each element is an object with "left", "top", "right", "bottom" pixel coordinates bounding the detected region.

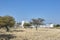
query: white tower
[
  {"left": 21, "top": 21, "right": 25, "bottom": 28},
  {"left": 50, "top": 24, "right": 54, "bottom": 27}
]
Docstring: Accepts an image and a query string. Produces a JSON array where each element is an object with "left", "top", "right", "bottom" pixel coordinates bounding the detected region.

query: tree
[
  {"left": 31, "top": 18, "right": 44, "bottom": 30},
  {"left": 23, "top": 23, "right": 31, "bottom": 28},
  {"left": 0, "top": 16, "right": 15, "bottom": 32},
  {"left": 54, "top": 24, "right": 60, "bottom": 27}
]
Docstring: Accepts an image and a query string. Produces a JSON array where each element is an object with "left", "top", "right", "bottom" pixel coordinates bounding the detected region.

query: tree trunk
[
  {"left": 5, "top": 26, "right": 9, "bottom": 32},
  {"left": 36, "top": 26, "right": 37, "bottom": 30},
  {"left": 35, "top": 25, "right": 38, "bottom": 30}
]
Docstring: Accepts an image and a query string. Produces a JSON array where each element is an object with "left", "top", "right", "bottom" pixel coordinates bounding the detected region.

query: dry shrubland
[{"left": 0, "top": 28, "right": 60, "bottom": 40}]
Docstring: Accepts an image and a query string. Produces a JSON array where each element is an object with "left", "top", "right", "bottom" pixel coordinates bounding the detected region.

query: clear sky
[{"left": 0, "top": 0, "right": 60, "bottom": 24}]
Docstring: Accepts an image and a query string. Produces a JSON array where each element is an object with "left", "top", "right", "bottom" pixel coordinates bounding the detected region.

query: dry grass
[{"left": 0, "top": 28, "right": 60, "bottom": 40}]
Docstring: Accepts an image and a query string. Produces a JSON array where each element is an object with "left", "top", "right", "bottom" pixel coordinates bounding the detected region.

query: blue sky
[{"left": 0, "top": 0, "right": 60, "bottom": 24}]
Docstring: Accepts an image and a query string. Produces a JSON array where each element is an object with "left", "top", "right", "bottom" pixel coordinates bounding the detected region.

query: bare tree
[{"left": 31, "top": 18, "right": 45, "bottom": 30}]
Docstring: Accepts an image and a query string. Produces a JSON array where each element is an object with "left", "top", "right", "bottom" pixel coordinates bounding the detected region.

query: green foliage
[
  {"left": 54, "top": 24, "right": 60, "bottom": 27},
  {"left": 23, "top": 23, "right": 31, "bottom": 28},
  {"left": 0, "top": 15, "right": 15, "bottom": 32}
]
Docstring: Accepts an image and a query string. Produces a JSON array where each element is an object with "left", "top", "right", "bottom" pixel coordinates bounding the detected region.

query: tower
[{"left": 21, "top": 21, "right": 25, "bottom": 28}]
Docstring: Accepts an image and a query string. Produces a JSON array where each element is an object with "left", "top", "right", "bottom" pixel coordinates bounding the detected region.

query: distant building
[
  {"left": 14, "top": 21, "right": 54, "bottom": 28},
  {"left": 39, "top": 24, "right": 54, "bottom": 28},
  {"left": 29, "top": 24, "right": 54, "bottom": 28},
  {"left": 20, "top": 21, "right": 29, "bottom": 28}
]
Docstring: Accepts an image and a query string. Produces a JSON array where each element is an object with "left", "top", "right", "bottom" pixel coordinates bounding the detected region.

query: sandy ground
[{"left": 0, "top": 28, "right": 60, "bottom": 40}]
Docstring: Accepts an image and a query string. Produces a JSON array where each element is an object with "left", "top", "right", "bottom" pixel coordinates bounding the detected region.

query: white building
[
  {"left": 16, "top": 21, "right": 54, "bottom": 28},
  {"left": 20, "top": 21, "right": 25, "bottom": 28},
  {"left": 39, "top": 24, "right": 54, "bottom": 28},
  {"left": 20, "top": 21, "right": 29, "bottom": 28}
]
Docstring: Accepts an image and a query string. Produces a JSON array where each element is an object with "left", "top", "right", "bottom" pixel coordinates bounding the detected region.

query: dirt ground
[{"left": 0, "top": 28, "right": 60, "bottom": 40}]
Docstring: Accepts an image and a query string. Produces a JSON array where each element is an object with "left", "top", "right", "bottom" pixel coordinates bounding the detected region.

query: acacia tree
[
  {"left": 31, "top": 18, "right": 44, "bottom": 30},
  {"left": 0, "top": 16, "right": 15, "bottom": 32}
]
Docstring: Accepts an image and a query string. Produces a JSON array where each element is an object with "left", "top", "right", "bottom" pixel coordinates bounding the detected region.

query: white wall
[
  {"left": 40, "top": 24, "right": 54, "bottom": 28},
  {"left": 30, "top": 24, "right": 54, "bottom": 28}
]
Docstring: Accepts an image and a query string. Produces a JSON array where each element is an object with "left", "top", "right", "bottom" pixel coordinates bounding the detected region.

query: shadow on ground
[
  {"left": 10, "top": 29, "right": 25, "bottom": 32},
  {"left": 0, "top": 34, "right": 16, "bottom": 40},
  {"left": 13, "top": 30, "right": 25, "bottom": 32}
]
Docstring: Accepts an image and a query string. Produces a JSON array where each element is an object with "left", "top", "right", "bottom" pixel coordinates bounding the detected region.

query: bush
[
  {"left": 54, "top": 24, "right": 60, "bottom": 27},
  {"left": 23, "top": 23, "right": 31, "bottom": 28}
]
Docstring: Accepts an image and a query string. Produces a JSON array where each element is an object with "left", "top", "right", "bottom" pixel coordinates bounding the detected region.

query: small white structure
[
  {"left": 20, "top": 21, "right": 25, "bottom": 28},
  {"left": 30, "top": 24, "right": 54, "bottom": 28},
  {"left": 20, "top": 21, "right": 29, "bottom": 28},
  {"left": 50, "top": 24, "right": 54, "bottom": 27},
  {"left": 40, "top": 24, "right": 54, "bottom": 28},
  {"left": 16, "top": 20, "right": 54, "bottom": 28},
  {"left": 30, "top": 25, "right": 35, "bottom": 28}
]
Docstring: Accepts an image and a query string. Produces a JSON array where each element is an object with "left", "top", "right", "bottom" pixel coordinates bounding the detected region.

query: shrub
[{"left": 23, "top": 23, "right": 31, "bottom": 28}]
